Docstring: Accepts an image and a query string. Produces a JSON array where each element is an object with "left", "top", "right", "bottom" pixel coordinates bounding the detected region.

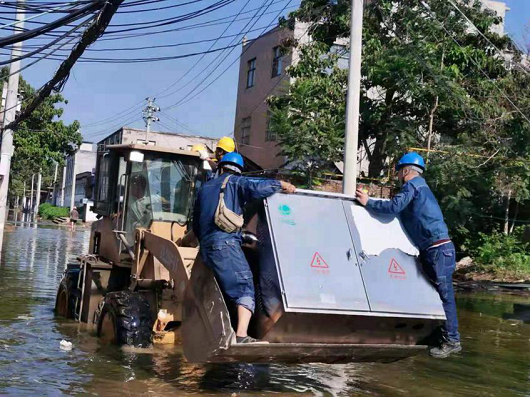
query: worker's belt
[{"left": 427, "top": 239, "right": 452, "bottom": 250}]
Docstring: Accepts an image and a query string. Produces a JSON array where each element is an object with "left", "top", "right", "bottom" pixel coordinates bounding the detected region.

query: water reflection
[
  {"left": 504, "top": 304, "right": 530, "bottom": 324},
  {"left": 0, "top": 225, "right": 529, "bottom": 396}
]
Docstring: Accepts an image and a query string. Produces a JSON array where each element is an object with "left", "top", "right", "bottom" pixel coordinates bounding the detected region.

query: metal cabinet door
[
  {"left": 266, "top": 193, "right": 369, "bottom": 312},
  {"left": 343, "top": 202, "right": 445, "bottom": 318}
]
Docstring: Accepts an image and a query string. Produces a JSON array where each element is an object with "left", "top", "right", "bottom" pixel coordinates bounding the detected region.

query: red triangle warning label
[
  {"left": 388, "top": 258, "right": 406, "bottom": 274},
  {"left": 310, "top": 252, "right": 329, "bottom": 268}
]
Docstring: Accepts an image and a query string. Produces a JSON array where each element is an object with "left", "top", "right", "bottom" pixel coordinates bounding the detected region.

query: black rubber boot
[{"left": 429, "top": 342, "right": 462, "bottom": 358}]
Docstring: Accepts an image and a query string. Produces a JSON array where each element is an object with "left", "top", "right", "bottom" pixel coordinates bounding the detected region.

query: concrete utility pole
[
  {"left": 14, "top": 195, "right": 18, "bottom": 221},
  {"left": 51, "top": 162, "right": 58, "bottom": 205},
  {"left": 60, "top": 165, "right": 66, "bottom": 207},
  {"left": 33, "top": 172, "right": 42, "bottom": 221},
  {"left": 342, "top": 0, "right": 364, "bottom": 196},
  {"left": 22, "top": 180, "right": 25, "bottom": 221},
  {"left": 143, "top": 98, "right": 160, "bottom": 143},
  {"left": 29, "top": 174, "right": 34, "bottom": 219},
  {"left": 69, "top": 153, "right": 77, "bottom": 211},
  {"left": 0, "top": 85, "right": 7, "bottom": 125},
  {"left": 0, "top": 0, "right": 25, "bottom": 240}
]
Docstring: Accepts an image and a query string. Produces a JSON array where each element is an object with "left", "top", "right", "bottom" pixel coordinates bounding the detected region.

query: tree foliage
[
  {"left": 1, "top": 68, "right": 81, "bottom": 197},
  {"left": 269, "top": 0, "right": 530, "bottom": 247},
  {"left": 268, "top": 43, "right": 348, "bottom": 183}
]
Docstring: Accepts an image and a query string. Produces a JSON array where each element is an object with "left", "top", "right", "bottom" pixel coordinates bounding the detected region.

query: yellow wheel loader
[{"left": 55, "top": 143, "right": 445, "bottom": 363}]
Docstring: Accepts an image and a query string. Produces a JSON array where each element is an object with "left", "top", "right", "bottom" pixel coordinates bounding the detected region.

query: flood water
[{"left": 0, "top": 225, "right": 529, "bottom": 396}]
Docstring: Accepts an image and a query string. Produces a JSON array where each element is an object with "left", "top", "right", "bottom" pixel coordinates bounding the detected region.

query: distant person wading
[{"left": 70, "top": 207, "right": 79, "bottom": 232}]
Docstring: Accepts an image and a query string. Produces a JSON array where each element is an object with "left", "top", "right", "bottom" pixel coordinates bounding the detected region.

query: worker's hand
[
  {"left": 198, "top": 150, "right": 209, "bottom": 161},
  {"left": 280, "top": 181, "right": 296, "bottom": 194},
  {"left": 355, "top": 188, "right": 369, "bottom": 206}
]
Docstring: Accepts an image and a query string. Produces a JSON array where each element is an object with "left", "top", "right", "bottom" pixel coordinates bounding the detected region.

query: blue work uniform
[
  {"left": 205, "top": 167, "right": 219, "bottom": 182},
  {"left": 193, "top": 173, "right": 282, "bottom": 313},
  {"left": 365, "top": 176, "right": 460, "bottom": 343}
]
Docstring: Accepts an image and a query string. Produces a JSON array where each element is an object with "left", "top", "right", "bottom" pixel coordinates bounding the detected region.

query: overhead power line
[
  {"left": 445, "top": 0, "right": 530, "bottom": 77},
  {"left": 3, "top": 15, "right": 93, "bottom": 77},
  {"left": 6, "top": 0, "right": 125, "bottom": 131},
  {"left": 96, "top": 2, "right": 296, "bottom": 41},
  {"left": 162, "top": 1, "right": 317, "bottom": 137},
  {"left": 0, "top": 1, "right": 75, "bottom": 31},
  {"left": 103, "top": 0, "right": 235, "bottom": 34},
  {"left": 17, "top": 25, "right": 271, "bottom": 53},
  {"left": 1, "top": 2, "right": 294, "bottom": 47},
  {"left": 154, "top": 0, "right": 255, "bottom": 100},
  {"left": 230, "top": 21, "right": 315, "bottom": 141},
  {"left": 0, "top": 14, "right": 93, "bottom": 66},
  {"left": 79, "top": 0, "right": 294, "bottom": 132},
  {"left": 163, "top": 0, "right": 282, "bottom": 110},
  {"left": 420, "top": 1, "right": 530, "bottom": 126},
  {"left": 0, "top": 0, "right": 104, "bottom": 48},
  {"left": 116, "top": 0, "right": 206, "bottom": 14},
  {"left": 164, "top": 0, "right": 294, "bottom": 111}
]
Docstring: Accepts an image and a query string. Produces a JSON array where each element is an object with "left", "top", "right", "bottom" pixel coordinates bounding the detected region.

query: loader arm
[{"left": 141, "top": 230, "right": 198, "bottom": 301}]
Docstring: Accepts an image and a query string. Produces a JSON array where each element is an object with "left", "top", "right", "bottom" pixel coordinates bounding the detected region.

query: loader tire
[
  {"left": 55, "top": 268, "right": 81, "bottom": 319},
  {"left": 96, "top": 291, "right": 153, "bottom": 348}
]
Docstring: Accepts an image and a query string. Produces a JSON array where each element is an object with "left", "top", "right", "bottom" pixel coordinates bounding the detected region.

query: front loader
[{"left": 55, "top": 143, "right": 445, "bottom": 364}]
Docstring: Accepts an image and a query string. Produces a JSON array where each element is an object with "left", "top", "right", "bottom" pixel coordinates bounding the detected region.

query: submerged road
[{"left": 0, "top": 224, "right": 529, "bottom": 396}]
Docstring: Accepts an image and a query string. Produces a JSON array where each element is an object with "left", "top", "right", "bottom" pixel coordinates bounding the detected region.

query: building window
[
  {"left": 241, "top": 117, "right": 251, "bottom": 145},
  {"left": 246, "top": 58, "right": 256, "bottom": 88},
  {"left": 265, "top": 111, "right": 276, "bottom": 141},
  {"left": 271, "top": 46, "right": 282, "bottom": 78}
]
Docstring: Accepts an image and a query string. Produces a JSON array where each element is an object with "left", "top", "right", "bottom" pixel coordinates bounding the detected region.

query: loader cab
[{"left": 91, "top": 144, "right": 204, "bottom": 262}]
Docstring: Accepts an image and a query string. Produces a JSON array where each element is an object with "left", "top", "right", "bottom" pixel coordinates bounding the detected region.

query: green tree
[
  {"left": 1, "top": 68, "right": 81, "bottom": 199},
  {"left": 269, "top": 0, "right": 530, "bottom": 247},
  {"left": 271, "top": 0, "right": 530, "bottom": 173},
  {"left": 268, "top": 43, "right": 348, "bottom": 185}
]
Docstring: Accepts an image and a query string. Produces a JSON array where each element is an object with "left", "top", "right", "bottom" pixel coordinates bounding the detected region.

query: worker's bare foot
[{"left": 236, "top": 336, "right": 269, "bottom": 344}]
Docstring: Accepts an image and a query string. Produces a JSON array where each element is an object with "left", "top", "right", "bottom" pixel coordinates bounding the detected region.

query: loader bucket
[{"left": 182, "top": 189, "right": 444, "bottom": 363}]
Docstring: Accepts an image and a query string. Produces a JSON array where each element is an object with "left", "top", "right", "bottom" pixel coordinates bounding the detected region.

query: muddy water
[{"left": 0, "top": 225, "right": 529, "bottom": 396}]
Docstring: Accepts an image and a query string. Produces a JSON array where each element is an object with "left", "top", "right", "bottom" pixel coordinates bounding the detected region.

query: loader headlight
[{"left": 129, "top": 151, "right": 144, "bottom": 163}]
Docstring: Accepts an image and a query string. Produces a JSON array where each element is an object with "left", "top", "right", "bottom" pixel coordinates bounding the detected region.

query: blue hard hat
[
  {"left": 219, "top": 152, "right": 244, "bottom": 172},
  {"left": 396, "top": 152, "right": 425, "bottom": 170}
]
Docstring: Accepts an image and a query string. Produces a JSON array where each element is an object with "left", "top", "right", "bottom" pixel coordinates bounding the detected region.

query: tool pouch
[{"left": 214, "top": 175, "right": 244, "bottom": 233}]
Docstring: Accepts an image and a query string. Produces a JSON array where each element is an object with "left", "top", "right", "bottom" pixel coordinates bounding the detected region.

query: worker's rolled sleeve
[
  {"left": 365, "top": 181, "right": 415, "bottom": 215},
  {"left": 365, "top": 176, "right": 450, "bottom": 251},
  {"left": 238, "top": 178, "right": 282, "bottom": 201}
]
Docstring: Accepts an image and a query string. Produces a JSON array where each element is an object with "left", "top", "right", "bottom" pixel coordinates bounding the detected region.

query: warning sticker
[
  {"left": 388, "top": 259, "right": 405, "bottom": 274},
  {"left": 310, "top": 252, "right": 329, "bottom": 268},
  {"left": 388, "top": 258, "right": 406, "bottom": 280}
]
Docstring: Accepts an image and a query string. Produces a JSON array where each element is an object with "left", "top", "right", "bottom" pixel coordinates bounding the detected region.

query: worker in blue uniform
[
  {"left": 193, "top": 152, "right": 296, "bottom": 343},
  {"left": 355, "top": 152, "right": 461, "bottom": 358}
]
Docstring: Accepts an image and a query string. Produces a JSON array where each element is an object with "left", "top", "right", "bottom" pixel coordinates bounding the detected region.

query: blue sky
[
  {"left": 2, "top": 0, "right": 529, "bottom": 143},
  {"left": 3, "top": 0, "right": 299, "bottom": 142},
  {"left": 503, "top": 0, "right": 530, "bottom": 50}
]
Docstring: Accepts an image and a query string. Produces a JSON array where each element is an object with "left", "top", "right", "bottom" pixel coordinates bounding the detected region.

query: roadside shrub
[
  {"left": 38, "top": 203, "right": 52, "bottom": 215},
  {"left": 471, "top": 228, "right": 530, "bottom": 279},
  {"left": 38, "top": 203, "right": 70, "bottom": 220}
]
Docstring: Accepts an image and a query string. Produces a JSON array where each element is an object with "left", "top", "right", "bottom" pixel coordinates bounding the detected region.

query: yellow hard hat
[
  {"left": 191, "top": 144, "right": 206, "bottom": 152},
  {"left": 216, "top": 136, "right": 235, "bottom": 153}
]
